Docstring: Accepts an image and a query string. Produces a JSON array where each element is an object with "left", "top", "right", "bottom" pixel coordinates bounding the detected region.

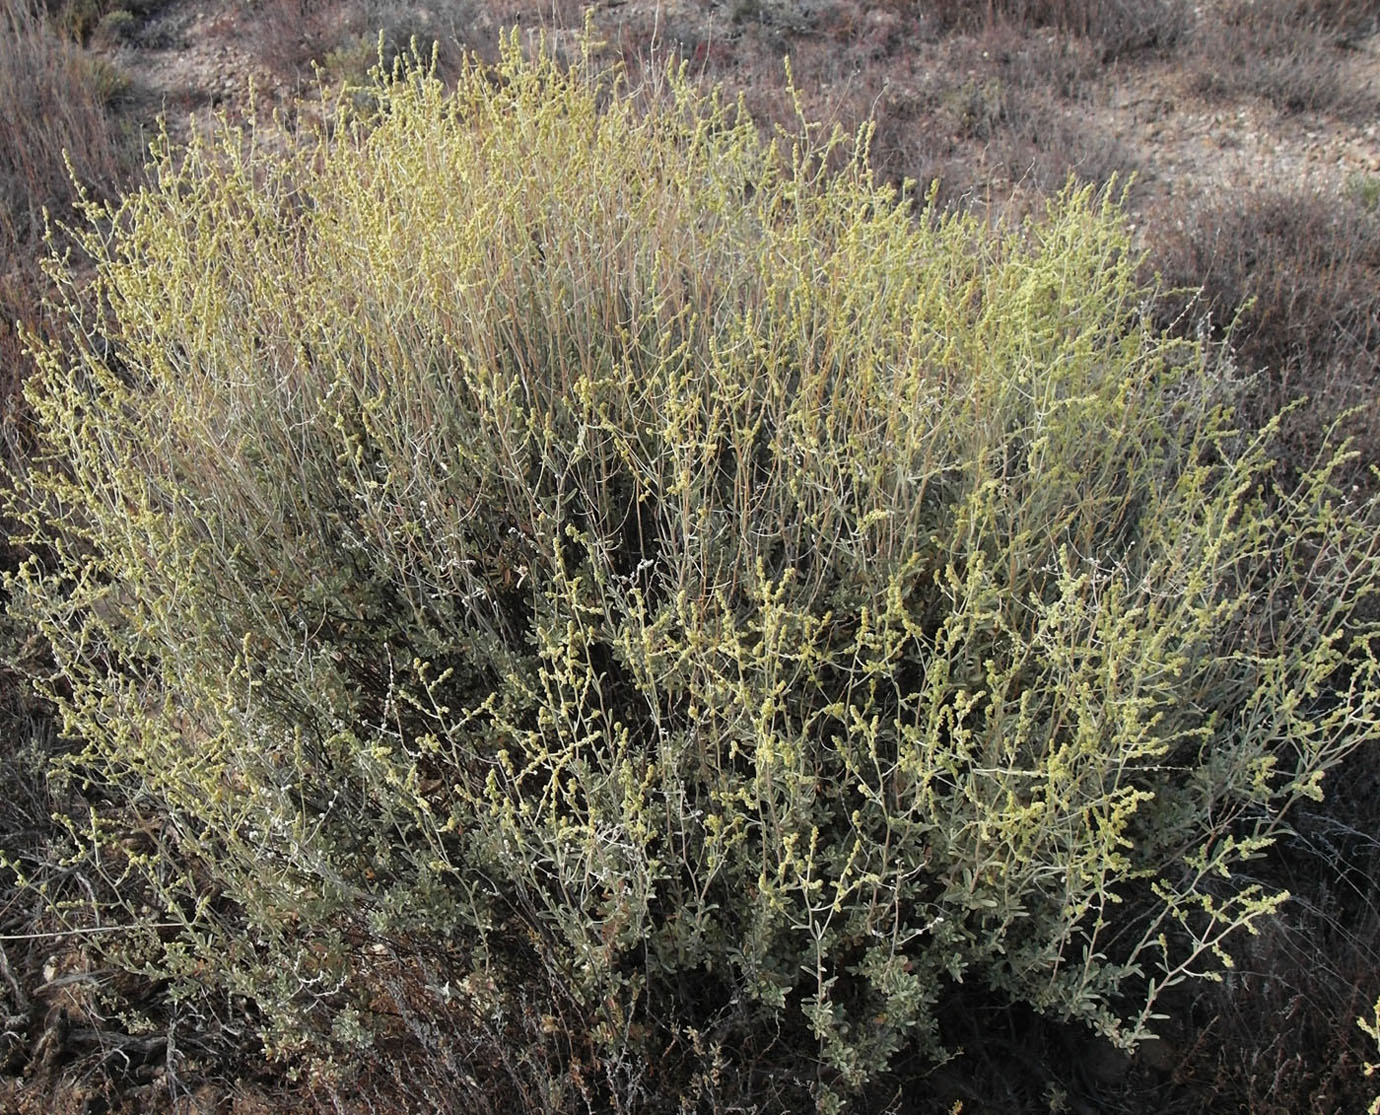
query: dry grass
[
  {"left": 1189, "top": 0, "right": 1380, "bottom": 117},
  {"left": 925, "top": 0, "right": 1192, "bottom": 60},
  {"left": 0, "top": 0, "right": 141, "bottom": 445},
  {"left": 0, "top": 0, "right": 132, "bottom": 254},
  {"left": 1167, "top": 753, "right": 1380, "bottom": 1112},
  {"left": 1146, "top": 186, "right": 1380, "bottom": 490}
]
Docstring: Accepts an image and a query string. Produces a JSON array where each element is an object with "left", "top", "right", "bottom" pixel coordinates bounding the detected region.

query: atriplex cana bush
[{"left": 7, "top": 35, "right": 1380, "bottom": 1112}]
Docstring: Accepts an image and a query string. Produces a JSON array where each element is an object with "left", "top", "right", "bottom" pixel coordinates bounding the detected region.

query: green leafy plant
[
  {"left": 1348, "top": 172, "right": 1380, "bottom": 213},
  {"left": 7, "top": 34, "right": 1380, "bottom": 1113}
]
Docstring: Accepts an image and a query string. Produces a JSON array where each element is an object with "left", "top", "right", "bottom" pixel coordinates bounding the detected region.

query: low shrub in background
[
  {"left": 1147, "top": 186, "right": 1380, "bottom": 491},
  {"left": 43, "top": 0, "right": 168, "bottom": 46},
  {"left": 0, "top": 0, "right": 135, "bottom": 265},
  {"left": 0, "top": 0, "right": 139, "bottom": 446},
  {"left": 1189, "top": 0, "right": 1380, "bottom": 117},
  {"left": 1265, "top": 0, "right": 1380, "bottom": 40},
  {"left": 924, "top": 0, "right": 1191, "bottom": 60},
  {"left": 245, "top": 0, "right": 485, "bottom": 89},
  {"left": 7, "top": 35, "right": 1380, "bottom": 1113}
]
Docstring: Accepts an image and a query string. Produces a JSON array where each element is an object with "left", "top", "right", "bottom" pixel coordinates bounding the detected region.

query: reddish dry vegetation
[{"left": 2, "top": 1, "right": 1379, "bottom": 1112}]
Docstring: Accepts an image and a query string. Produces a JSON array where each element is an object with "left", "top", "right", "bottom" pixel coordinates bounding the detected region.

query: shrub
[{"left": 7, "top": 37, "right": 1380, "bottom": 1113}]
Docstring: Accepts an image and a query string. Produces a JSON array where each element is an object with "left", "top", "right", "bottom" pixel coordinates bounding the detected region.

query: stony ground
[{"left": 108, "top": 1, "right": 1380, "bottom": 210}]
